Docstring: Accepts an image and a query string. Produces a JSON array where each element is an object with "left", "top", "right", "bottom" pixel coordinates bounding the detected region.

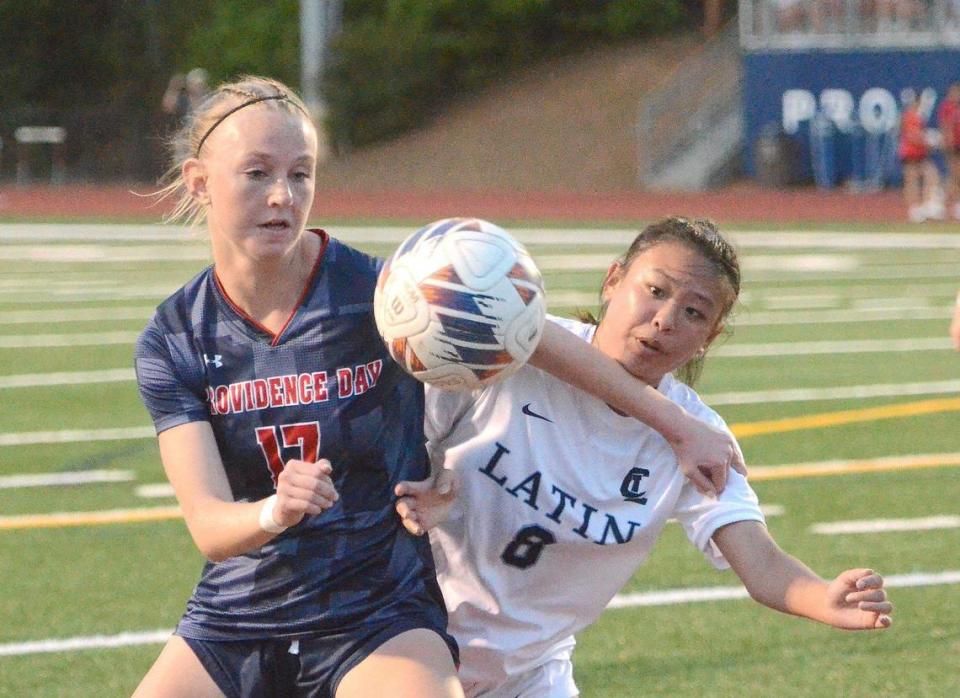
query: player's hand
[
  {"left": 272, "top": 458, "right": 339, "bottom": 527},
  {"left": 394, "top": 469, "right": 459, "bottom": 536},
  {"left": 668, "top": 413, "right": 746, "bottom": 497},
  {"left": 824, "top": 568, "right": 893, "bottom": 630},
  {"left": 950, "top": 300, "right": 960, "bottom": 351}
]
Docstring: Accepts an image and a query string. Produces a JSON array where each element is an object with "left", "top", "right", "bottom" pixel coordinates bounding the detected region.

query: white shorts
[{"left": 464, "top": 658, "right": 578, "bottom": 698}]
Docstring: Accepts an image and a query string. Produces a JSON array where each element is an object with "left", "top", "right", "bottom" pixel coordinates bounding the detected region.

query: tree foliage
[
  {"left": 324, "top": 0, "right": 686, "bottom": 147},
  {"left": 0, "top": 0, "right": 687, "bottom": 181}
]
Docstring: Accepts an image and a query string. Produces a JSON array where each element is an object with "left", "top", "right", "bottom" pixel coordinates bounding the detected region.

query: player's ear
[
  {"left": 702, "top": 321, "right": 725, "bottom": 354},
  {"left": 183, "top": 158, "right": 210, "bottom": 205},
  {"left": 600, "top": 261, "right": 623, "bottom": 304}
]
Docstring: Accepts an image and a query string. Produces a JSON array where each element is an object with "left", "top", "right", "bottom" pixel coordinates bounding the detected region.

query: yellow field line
[
  {"left": 4, "top": 397, "right": 960, "bottom": 531},
  {"left": 730, "top": 396, "right": 960, "bottom": 438},
  {"left": 0, "top": 506, "right": 181, "bottom": 531},
  {"left": 5, "top": 454, "right": 960, "bottom": 530},
  {"left": 749, "top": 452, "right": 960, "bottom": 481}
]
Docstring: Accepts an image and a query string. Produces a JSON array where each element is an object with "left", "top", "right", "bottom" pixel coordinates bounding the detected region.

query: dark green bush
[
  {"left": 0, "top": 0, "right": 687, "bottom": 181},
  {"left": 325, "top": 0, "right": 686, "bottom": 148},
  {"left": 183, "top": 0, "right": 300, "bottom": 89}
]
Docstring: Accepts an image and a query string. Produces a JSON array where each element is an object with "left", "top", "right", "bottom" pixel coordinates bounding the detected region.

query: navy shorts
[{"left": 182, "top": 615, "right": 459, "bottom": 698}]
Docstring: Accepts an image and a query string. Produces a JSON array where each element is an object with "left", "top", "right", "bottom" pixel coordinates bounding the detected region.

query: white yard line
[
  {"left": 6, "top": 225, "right": 960, "bottom": 258},
  {"left": 0, "top": 427, "right": 154, "bottom": 446},
  {"left": 736, "top": 306, "right": 952, "bottom": 326},
  {"left": 8, "top": 224, "right": 960, "bottom": 248},
  {"left": 0, "top": 287, "right": 175, "bottom": 303},
  {"left": 741, "top": 254, "right": 859, "bottom": 271},
  {"left": 716, "top": 297, "right": 950, "bottom": 313},
  {"left": 0, "top": 225, "right": 195, "bottom": 241},
  {"left": 712, "top": 336, "right": 952, "bottom": 358},
  {"left": 606, "top": 570, "right": 960, "bottom": 609},
  {"left": 757, "top": 296, "right": 939, "bottom": 311},
  {"left": 0, "top": 506, "right": 181, "bottom": 530},
  {"left": 0, "top": 245, "right": 209, "bottom": 263},
  {"left": 744, "top": 266, "right": 960, "bottom": 282},
  {"left": 2, "top": 367, "right": 959, "bottom": 409},
  {"left": 702, "top": 379, "right": 960, "bottom": 406},
  {"left": 0, "top": 245, "right": 860, "bottom": 273},
  {"left": 760, "top": 295, "right": 842, "bottom": 310},
  {"left": 0, "top": 470, "right": 135, "bottom": 489},
  {"left": 1, "top": 329, "right": 951, "bottom": 356},
  {"left": 723, "top": 231, "right": 960, "bottom": 249},
  {"left": 810, "top": 515, "right": 960, "bottom": 535},
  {"left": 0, "top": 307, "right": 154, "bottom": 324},
  {"left": 0, "top": 331, "right": 141, "bottom": 348},
  {"left": 0, "top": 301, "right": 951, "bottom": 329},
  {"left": 748, "top": 452, "right": 960, "bottom": 479},
  {"left": 0, "top": 278, "right": 121, "bottom": 290},
  {"left": 0, "top": 630, "right": 173, "bottom": 657},
  {"left": 742, "top": 281, "right": 960, "bottom": 298},
  {"left": 135, "top": 483, "right": 175, "bottom": 498},
  {"left": 1, "top": 569, "right": 955, "bottom": 657},
  {"left": 0, "top": 369, "right": 134, "bottom": 389},
  {"left": 534, "top": 254, "right": 864, "bottom": 273},
  {"left": 543, "top": 290, "right": 597, "bottom": 306}
]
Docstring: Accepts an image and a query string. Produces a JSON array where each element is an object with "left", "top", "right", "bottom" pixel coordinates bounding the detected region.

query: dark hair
[{"left": 577, "top": 216, "right": 740, "bottom": 386}]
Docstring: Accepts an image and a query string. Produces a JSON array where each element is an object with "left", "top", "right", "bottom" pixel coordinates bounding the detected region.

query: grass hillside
[{"left": 315, "top": 32, "right": 706, "bottom": 193}]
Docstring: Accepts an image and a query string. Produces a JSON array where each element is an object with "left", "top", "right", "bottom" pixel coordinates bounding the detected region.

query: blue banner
[{"left": 742, "top": 49, "right": 960, "bottom": 186}]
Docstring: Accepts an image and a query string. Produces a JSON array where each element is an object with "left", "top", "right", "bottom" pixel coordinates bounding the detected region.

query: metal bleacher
[{"left": 740, "top": 0, "right": 960, "bottom": 51}]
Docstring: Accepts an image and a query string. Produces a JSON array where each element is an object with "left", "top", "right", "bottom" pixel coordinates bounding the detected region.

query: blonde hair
[{"left": 153, "top": 75, "right": 314, "bottom": 227}]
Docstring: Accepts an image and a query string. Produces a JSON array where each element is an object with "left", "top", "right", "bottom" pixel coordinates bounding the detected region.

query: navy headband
[{"left": 195, "top": 94, "right": 307, "bottom": 156}]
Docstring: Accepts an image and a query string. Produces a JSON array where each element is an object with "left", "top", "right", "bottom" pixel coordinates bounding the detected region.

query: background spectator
[
  {"left": 898, "top": 88, "right": 943, "bottom": 221},
  {"left": 161, "top": 67, "right": 209, "bottom": 127},
  {"left": 937, "top": 83, "right": 960, "bottom": 219}
]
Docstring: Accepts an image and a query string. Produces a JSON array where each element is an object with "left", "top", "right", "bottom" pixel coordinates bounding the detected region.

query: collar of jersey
[{"left": 212, "top": 229, "right": 329, "bottom": 347}]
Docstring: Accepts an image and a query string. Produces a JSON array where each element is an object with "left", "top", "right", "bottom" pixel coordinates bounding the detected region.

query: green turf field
[{"left": 1, "top": 221, "right": 959, "bottom": 696}]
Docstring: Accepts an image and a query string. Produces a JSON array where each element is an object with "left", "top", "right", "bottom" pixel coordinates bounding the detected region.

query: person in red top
[
  {"left": 937, "top": 83, "right": 960, "bottom": 219},
  {"left": 898, "top": 89, "right": 942, "bottom": 222}
]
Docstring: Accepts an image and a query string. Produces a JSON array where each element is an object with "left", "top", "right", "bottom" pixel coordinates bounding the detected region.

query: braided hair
[{"left": 153, "top": 76, "right": 313, "bottom": 226}]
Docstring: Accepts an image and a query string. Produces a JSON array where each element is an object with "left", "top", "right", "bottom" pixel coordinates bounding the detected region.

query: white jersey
[{"left": 425, "top": 316, "right": 765, "bottom": 696}]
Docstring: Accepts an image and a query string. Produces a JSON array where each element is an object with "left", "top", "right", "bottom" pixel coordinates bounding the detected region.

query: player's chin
[
  {"left": 256, "top": 224, "right": 297, "bottom": 245},
  {"left": 619, "top": 353, "right": 664, "bottom": 386}
]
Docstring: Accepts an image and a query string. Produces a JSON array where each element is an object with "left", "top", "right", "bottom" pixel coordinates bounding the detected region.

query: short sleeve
[
  {"left": 664, "top": 379, "right": 765, "bottom": 570},
  {"left": 423, "top": 384, "right": 481, "bottom": 445},
  {"left": 672, "top": 470, "right": 765, "bottom": 570},
  {"left": 134, "top": 316, "right": 209, "bottom": 434}
]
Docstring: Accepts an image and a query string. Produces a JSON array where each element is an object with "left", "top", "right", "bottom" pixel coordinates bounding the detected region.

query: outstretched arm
[
  {"left": 395, "top": 469, "right": 459, "bottom": 536},
  {"left": 950, "top": 291, "right": 960, "bottom": 351},
  {"left": 529, "top": 319, "right": 745, "bottom": 496},
  {"left": 713, "top": 520, "right": 893, "bottom": 630}
]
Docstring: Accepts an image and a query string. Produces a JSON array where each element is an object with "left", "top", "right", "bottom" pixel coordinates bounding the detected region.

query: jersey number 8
[{"left": 501, "top": 525, "right": 556, "bottom": 569}]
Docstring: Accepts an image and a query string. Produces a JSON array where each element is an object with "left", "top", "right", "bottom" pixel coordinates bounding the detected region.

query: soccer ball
[{"left": 374, "top": 217, "right": 546, "bottom": 390}]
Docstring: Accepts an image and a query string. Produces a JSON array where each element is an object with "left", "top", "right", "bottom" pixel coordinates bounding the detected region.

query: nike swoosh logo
[{"left": 521, "top": 403, "right": 553, "bottom": 422}]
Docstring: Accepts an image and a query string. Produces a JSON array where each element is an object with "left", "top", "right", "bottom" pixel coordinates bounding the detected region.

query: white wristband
[{"left": 258, "top": 494, "right": 287, "bottom": 534}]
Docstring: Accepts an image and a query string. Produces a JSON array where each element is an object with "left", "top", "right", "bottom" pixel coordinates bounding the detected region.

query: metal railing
[
  {"left": 636, "top": 25, "right": 742, "bottom": 187},
  {"left": 740, "top": 0, "right": 960, "bottom": 50}
]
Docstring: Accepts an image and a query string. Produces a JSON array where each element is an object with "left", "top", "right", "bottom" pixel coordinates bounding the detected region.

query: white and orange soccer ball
[{"left": 374, "top": 217, "right": 546, "bottom": 390}]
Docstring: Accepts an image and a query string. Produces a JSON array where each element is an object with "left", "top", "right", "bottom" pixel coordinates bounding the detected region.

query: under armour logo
[
  {"left": 521, "top": 403, "right": 552, "bottom": 423},
  {"left": 203, "top": 354, "right": 223, "bottom": 368},
  {"left": 620, "top": 467, "right": 650, "bottom": 505}
]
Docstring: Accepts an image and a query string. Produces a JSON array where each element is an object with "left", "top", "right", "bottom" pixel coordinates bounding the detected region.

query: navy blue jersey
[{"left": 135, "top": 231, "right": 443, "bottom": 640}]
